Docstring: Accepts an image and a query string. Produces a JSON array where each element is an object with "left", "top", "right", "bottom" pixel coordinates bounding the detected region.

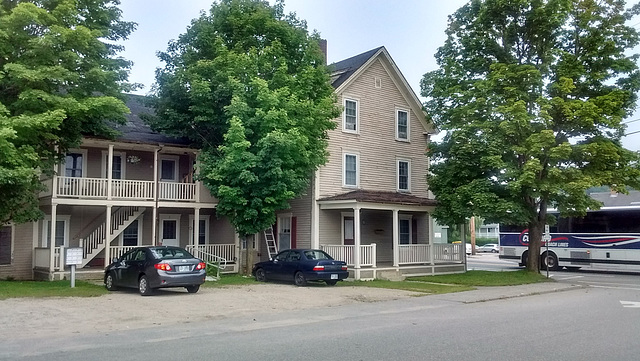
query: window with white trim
[
  {"left": 42, "top": 216, "right": 70, "bottom": 247},
  {"left": 159, "top": 156, "right": 179, "bottom": 182},
  {"left": 396, "top": 109, "right": 409, "bottom": 141},
  {"left": 189, "top": 215, "right": 210, "bottom": 245},
  {"left": 343, "top": 153, "right": 358, "bottom": 187},
  {"left": 102, "top": 151, "right": 126, "bottom": 179},
  {"left": 397, "top": 159, "right": 410, "bottom": 192},
  {"left": 343, "top": 98, "right": 358, "bottom": 133},
  {"left": 63, "top": 150, "right": 87, "bottom": 178}
]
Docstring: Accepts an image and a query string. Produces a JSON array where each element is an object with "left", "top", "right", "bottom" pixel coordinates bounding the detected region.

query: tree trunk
[
  {"left": 527, "top": 222, "right": 543, "bottom": 273},
  {"left": 246, "top": 234, "right": 255, "bottom": 277}
]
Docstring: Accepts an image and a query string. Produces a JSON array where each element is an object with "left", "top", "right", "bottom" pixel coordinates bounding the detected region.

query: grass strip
[{"left": 0, "top": 280, "right": 108, "bottom": 300}]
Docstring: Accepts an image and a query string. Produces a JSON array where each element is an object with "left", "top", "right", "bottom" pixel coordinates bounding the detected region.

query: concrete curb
[{"left": 435, "top": 283, "right": 586, "bottom": 304}]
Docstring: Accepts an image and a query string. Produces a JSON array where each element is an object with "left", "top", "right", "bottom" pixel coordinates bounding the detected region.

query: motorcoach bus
[{"left": 499, "top": 207, "right": 640, "bottom": 271}]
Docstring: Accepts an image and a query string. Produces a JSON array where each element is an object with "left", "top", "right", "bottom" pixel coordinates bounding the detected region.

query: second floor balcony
[{"left": 53, "top": 176, "right": 200, "bottom": 202}]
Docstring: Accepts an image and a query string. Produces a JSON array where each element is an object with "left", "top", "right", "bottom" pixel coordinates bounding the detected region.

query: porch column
[
  {"left": 104, "top": 205, "right": 112, "bottom": 268},
  {"left": 193, "top": 207, "right": 200, "bottom": 247},
  {"left": 152, "top": 148, "right": 159, "bottom": 246},
  {"left": 429, "top": 214, "right": 435, "bottom": 265},
  {"left": 107, "top": 144, "right": 113, "bottom": 200},
  {"left": 353, "top": 206, "right": 361, "bottom": 269},
  {"left": 49, "top": 203, "right": 58, "bottom": 275},
  {"left": 392, "top": 208, "right": 399, "bottom": 267}
]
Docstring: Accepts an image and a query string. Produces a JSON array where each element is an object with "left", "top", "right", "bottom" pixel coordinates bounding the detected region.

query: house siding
[
  {"left": 320, "top": 58, "right": 429, "bottom": 199},
  {"left": 0, "top": 223, "right": 33, "bottom": 280}
]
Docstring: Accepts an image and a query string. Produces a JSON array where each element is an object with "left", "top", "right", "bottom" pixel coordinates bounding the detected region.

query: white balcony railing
[
  {"left": 398, "top": 244, "right": 430, "bottom": 264},
  {"left": 321, "top": 244, "right": 376, "bottom": 267},
  {"left": 55, "top": 176, "right": 197, "bottom": 202}
]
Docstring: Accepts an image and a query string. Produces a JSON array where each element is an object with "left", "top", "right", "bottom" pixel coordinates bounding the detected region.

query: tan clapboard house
[
  {"left": 266, "top": 47, "right": 465, "bottom": 280},
  {"left": 0, "top": 46, "right": 465, "bottom": 281}
]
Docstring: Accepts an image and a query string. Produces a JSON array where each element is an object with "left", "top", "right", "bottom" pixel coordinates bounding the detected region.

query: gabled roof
[
  {"left": 109, "top": 94, "right": 190, "bottom": 147},
  {"left": 329, "top": 46, "right": 384, "bottom": 89},
  {"left": 329, "top": 46, "right": 434, "bottom": 134}
]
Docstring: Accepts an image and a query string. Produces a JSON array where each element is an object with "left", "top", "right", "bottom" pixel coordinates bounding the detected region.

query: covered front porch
[{"left": 316, "top": 190, "right": 465, "bottom": 280}]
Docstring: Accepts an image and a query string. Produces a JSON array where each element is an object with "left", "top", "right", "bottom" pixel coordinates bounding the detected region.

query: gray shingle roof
[
  {"left": 590, "top": 191, "right": 640, "bottom": 208},
  {"left": 329, "top": 46, "right": 384, "bottom": 88},
  {"left": 112, "top": 94, "right": 191, "bottom": 146}
]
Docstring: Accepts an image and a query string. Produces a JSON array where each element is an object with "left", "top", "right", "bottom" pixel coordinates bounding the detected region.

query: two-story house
[
  {"left": 0, "top": 47, "right": 465, "bottom": 282},
  {"left": 1, "top": 95, "right": 240, "bottom": 281},
  {"left": 265, "top": 46, "right": 465, "bottom": 280}
]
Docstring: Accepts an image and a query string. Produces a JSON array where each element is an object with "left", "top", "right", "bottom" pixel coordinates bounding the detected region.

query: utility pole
[{"left": 470, "top": 216, "right": 476, "bottom": 255}]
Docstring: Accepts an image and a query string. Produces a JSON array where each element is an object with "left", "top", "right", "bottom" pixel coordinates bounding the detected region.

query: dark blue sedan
[{"left": 252, "top": 249, "right": 349, "bottom": 286}]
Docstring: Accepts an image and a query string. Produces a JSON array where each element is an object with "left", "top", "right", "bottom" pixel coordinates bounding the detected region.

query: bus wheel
[
  {"left": 521, "top": 251, "right": 528, "bottom": 268},
  {"left": 542, "top": 252, "right": 559, "bottom": 271}
]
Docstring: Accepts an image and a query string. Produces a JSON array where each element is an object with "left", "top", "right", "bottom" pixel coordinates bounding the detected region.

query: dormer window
[{"left": 343, "top": 98, "right": 358, "bottom": 133}]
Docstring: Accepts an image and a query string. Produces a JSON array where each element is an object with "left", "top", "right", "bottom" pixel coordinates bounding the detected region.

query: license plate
[
  {"left": 331, "top": 274, "right": 338, "bottom": 280},
  {"left": 178, "top": 265, "right": 190, "bottom": 272}
]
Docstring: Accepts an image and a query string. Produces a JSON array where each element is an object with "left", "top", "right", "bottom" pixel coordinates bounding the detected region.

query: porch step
[{"left": 376, "top": 269, "right": 406, "bottom": 282}]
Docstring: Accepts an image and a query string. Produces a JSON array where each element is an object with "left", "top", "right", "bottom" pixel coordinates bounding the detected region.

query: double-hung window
[
  {"left": 396, "top": 109, "right": 409, "bottom": 141},
  {"left": 64, "top": 152, "right": 85, "bottom": 177},
  {"left": 343, "top": 98, "right": 358, "bottom": 133},
  {"left": 344, "top": 153, "right": 358, "bottom": 187},
  {"left": 397, "top": 159, "right": 410, "bottom": 192}
]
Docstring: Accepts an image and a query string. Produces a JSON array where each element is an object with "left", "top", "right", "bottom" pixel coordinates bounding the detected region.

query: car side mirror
[
  {"left": 112, "top": 257, "right": 118, "bottom": 264},
  {"left": 272, "top": 259, "right": 278, "bottom": 263}
]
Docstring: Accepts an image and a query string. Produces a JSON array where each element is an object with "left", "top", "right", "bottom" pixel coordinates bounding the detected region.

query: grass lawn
[
  {"left": 0, "top": 270, "right": 551, "bottom": 299},
  {"left": 0, "top": 280, "right": 108, "bottom": 300}
]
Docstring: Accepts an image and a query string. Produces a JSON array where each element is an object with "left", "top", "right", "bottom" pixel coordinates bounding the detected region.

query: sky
[{"left": 117, "top": 0, "right": 640, "bottom": 151}]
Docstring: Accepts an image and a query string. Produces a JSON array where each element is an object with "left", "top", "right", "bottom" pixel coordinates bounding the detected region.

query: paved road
[{"left": 3, "top": 281, "right": 640, "bottom": 361}]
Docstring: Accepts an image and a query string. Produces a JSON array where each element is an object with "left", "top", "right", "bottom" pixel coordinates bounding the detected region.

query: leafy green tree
[
  {"left": 151, "top": 0, "right": 339, "bottom": 241},
  {"left": 422, "top": 0, "right": 640, "bottom": 272},
  {"left": 0, "top": 0, "right": 136, "bottom": 224}
]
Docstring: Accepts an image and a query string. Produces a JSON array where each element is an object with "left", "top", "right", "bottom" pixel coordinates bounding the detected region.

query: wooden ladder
[{"left": 264, "top": 228, "right": 278, "bottom": 259}]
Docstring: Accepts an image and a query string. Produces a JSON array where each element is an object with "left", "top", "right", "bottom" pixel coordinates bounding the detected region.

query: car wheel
[
  {"left": 325, "top": 280, "right": 338, "bottom": 286},
  {"left": 186, "top": 285, "right": 200, "bottom": 293},
  {"left": 105, "top": 272, "right": 118, "bottom": 291},
  {"left": 255, "top": 268, "right": 267, "bottom": 282},
  {"left": 294, "top": 271, "right": 307, "bottom": 286},
  {"left": 542, "top": 252, "right": 559, "bottom": 271},
  {"left": 138, "top": 275, "right": 154, "bottom": 296},
  {"left": 492, "top": 249, "right": 498, "bottom": 253}
]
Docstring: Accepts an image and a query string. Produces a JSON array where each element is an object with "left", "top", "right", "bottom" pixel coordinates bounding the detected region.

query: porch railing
[
  {"left": 109, "top": 245, "right": 138, "bottom": 261},
  {"left": 321, "top": 244, "right": 376, "bottom": 267},
  {"left": 55, "top": 176, "right": 198, "bottom": 202},
  {"left": 186, "top": 244, "right": 236, "bottom": 263},
  {"left": 433, "top": 243, "right": 463, "bottom": 262},
  {"left": 111, "top": 179, "right": 154, "bottom": 199},
  {"left": 34, "top": 247, "right": 63, "bottom": 270},
  {"left": 158, "top": 181, "right": 196, "bottom": 201},
  {"left": 398, "top": 244, "right": 430, "bottom": 264}
]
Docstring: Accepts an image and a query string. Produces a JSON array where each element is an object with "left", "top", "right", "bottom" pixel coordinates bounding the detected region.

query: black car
[
  {"left": 104, "top": 246, "right": 206, "bottom": 296},
  {"left": 252, "top": 249, "right": 349, "bottom": 286}
]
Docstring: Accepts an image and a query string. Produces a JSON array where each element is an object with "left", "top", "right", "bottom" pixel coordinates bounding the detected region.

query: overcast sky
[{"left": 117, "top": 0, "right": 640, "bottom": 150}]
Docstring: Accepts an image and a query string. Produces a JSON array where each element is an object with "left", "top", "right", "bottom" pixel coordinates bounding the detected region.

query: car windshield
[
  {"left": 151, "top": 247, "right": 193, "bottom": 260},
  {"left": 303, "top": 250, "right": 333, "bottom": 260}
]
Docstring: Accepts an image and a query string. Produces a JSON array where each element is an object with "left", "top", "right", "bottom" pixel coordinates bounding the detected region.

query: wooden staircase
[{"left": 79, "top": 207, "right": 146, "bottom": 267}]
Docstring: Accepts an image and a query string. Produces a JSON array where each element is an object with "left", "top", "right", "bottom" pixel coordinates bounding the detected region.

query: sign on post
[{"left": 65, "top": 247, "right": 83, "bottom": 288}]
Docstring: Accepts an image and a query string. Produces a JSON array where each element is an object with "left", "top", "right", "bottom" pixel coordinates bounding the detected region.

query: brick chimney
[{"left": 319, "top": 38, "right": 327, "bottom": 64}]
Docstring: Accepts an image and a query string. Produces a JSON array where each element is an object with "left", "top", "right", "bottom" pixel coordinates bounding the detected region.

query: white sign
[{"left": 65, "top": 247, "right": 84, "bottom": 266}]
